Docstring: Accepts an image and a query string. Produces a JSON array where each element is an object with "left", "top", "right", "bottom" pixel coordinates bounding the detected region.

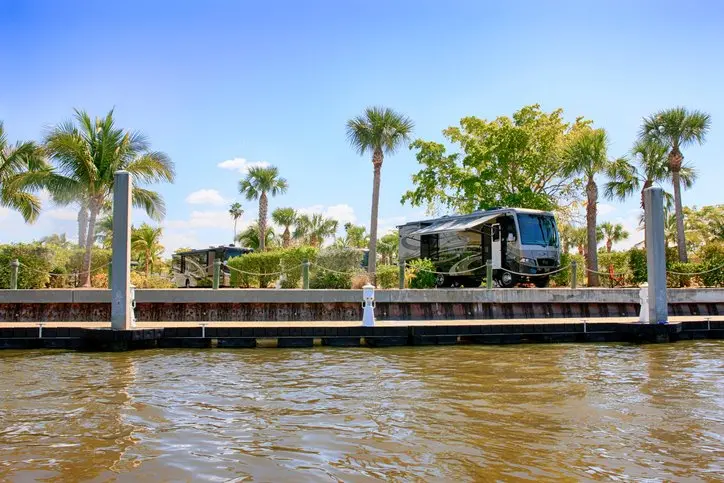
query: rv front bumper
[{"left": 518, "top": 261, "right": 556, "bottom": 275}]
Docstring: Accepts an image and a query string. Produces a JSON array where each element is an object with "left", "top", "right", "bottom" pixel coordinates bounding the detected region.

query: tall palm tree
[
  {"left": 570, "top": 226, "right": 588, "bottom": 256},
  {"left": 294, "top": 213, "right": 338, "bottom": 247},
  {"left": 378, "top": 232, "right": 399, "bottom": 264},
  {"left": 272, "top": 207, "right": 297, "bottom": 248},
  {"left": 236, "top": 224, "right": 276, "bottom": 251},
  {"left": 238, "top": 166, "right": 287, "bottom": 252},
  {"left": 599, "top": 222, "right": 629, "bottom": 253},
  {"left": 342, "top": 223, "right": 369, "bottom": 249},
  {"left": 640, "top": 107, "right": 711, "bottom": 262},
  {"left": 229, "top": 202, "right": 244, "bottom": 243},
  {"left": 605, "top": 138, "right": 696, "bottom": 246},
  {"left": 346, "top": 106, "right": 414, "bottom": 282},
  {"left": 45, "top": 109, "right": 175, "bottom": 286},
  {"left": 564, "top": 128, "right": 622, "bottom": 286},
  {"left": 131, "top": 223, "right": 164, "bottom": 276},
  {"left": 0, "top": 121, "right": 49, "bottom": 222},
  {"left": 95, "top": 215, "right": 114, "bottom": 249}
]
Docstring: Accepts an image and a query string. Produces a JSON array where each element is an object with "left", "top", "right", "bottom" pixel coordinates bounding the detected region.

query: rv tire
[{"left": 496, "top": 271, "right": 517, "bottom": 288}]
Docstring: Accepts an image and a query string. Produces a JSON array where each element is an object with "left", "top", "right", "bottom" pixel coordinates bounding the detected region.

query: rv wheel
[
  {"left": 498, "top": 271, "right": 517, "bottom": 288},
  {"left": 435, "top": 274, "right": 447, "bottom": 287},
  {"left": 532, "top": 276, "right": 550, "bottom": 288}
]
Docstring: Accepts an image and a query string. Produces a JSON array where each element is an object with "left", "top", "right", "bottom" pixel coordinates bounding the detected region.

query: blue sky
[{"left": 1, "top": 0, "right": 722, "bottom": 253}]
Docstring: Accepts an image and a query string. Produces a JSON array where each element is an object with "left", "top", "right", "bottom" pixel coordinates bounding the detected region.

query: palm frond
[{"left": 132, "top": 187, "right": 166, "bottom": 221}]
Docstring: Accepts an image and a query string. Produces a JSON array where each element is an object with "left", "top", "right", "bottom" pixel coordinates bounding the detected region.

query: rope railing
[
  {"left": 18, "top": 262, "right": 110, "bottom": 278},
  {"left": 668, "top": 263, "right": 724, "bottom": 276},
  {"left": 225, "top": 263, "right": 305, "bottom": 278}
]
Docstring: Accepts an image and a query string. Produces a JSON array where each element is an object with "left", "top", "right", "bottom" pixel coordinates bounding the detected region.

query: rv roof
[{"left": 398, "top": 207, "right": 554, "bottom": 228}]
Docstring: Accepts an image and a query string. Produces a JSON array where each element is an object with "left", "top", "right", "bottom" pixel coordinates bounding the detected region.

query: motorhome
[
  {"left": 172, "top": 245, "right": 253, "bottom": 288},
  {"left": 398, "top": 208, "right": 560, "bottom": 288}
]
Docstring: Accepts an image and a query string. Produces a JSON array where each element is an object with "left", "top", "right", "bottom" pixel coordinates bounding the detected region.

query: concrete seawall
[{"left": 1, "top": 288, "right": 722, "bottom": 323}]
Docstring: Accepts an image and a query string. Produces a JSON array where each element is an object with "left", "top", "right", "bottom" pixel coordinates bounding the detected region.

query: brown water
[{"left": 0, "top": 342, "right": 722, "bottom": 482}]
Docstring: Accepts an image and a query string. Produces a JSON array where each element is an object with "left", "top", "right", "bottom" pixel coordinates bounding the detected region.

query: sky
[{"left": 1, "top": 0, "right": 723, "bottom": 254}]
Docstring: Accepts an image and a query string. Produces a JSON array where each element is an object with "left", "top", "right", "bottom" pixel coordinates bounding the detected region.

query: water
[{"left": 1, "top": 342, "right": 722, "bottom": 482}]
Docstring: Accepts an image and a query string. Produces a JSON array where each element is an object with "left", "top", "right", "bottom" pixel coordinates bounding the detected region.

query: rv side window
[
  {"left": 420, "top": 234, "right": 439, "bottom": 259},
  {"left": 492, "top": 225, "right": 500, "bottom": 242}
]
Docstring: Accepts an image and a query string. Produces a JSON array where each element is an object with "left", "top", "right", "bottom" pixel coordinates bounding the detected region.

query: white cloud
[
  {"left": 45, "top": 208, "right": 78, "bottom": 221},
  {"left": 185, "top": 189, "right": 227, "bottom": 206},
  {"left": 217, "top": 157, "right": 270, "bottom": 174},
  {"left": 598, "top": 203, "right": 616, "bottom": 216}
]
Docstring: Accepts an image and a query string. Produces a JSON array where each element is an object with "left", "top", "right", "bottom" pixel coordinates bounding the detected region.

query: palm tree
[
  {"left": 45, "top": 109, "right": 175, "bottom": 286},
  {"left": 564, "top": 128, "right": 622, "bottom": 286},
  {"left": 341, "top": 223, "right": 369, "bottom": 249},
  {"left": 640, "top": 107, "right": 711, "bottom": 262},
  {"left": 272, "top": 207, "right": 297, "bottom": 248},
  {"left": 605, "top": 138, "right": 696, "bottom": 246},
  {"left": 294, "top": 213, "right": 338, "bottom": 247},
  {"left": 378, "top": 232, "right": 399, "bottom": 264},
  {"left": 599, "top": 222, "right": 629, "bottom": 252},
  {"left": 39, "top": 233, "right": 72, "bottom": 248},
  {"left": 238, "top": 166, "right": 287, "bottom": 252},
  {"left": 95, "top": 215, "right": 114, "bottom": 249},
  {"left": 229, "top": 202, "right": 244, "bottom": 243},
  {"left": 236, "top": 224, "right": 276, "bottom": 251},
  {"left": 131, "top": 223, "right": 164, "bottom": 276},
  {"left": 0, "top": 121, "right": 49, "bottom": 222},
  {"left": 346, "top": 107, "right": 414, "bottom": 282}
]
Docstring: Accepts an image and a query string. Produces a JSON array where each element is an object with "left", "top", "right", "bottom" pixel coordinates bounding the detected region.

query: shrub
[
  {"left": 376, "top": 264, "right": 399, "bottom": 289},
  {"left": 598, "top": 251, "right": 630, "bottom": 287},
  {"left": 407, "top": 258, "right": 437, "bottom": 289},
  {"left": 309, "top": 248, "right": 363, "bottom": 289},
  {"left": 92, "top": 272, "right": 108, "bottom": 288},
  {"left": 667, "top": 262, "right": 702, "bottom": 288},
  {"left": 49, "top": 266, "right": 69, "bottom": 288},
  {"left": 130, "top": 272, "right": 176, "bottom": 288},
  {"left": 279, "top": 246, "right": 318, "bottom": 288},
  {"left": 351, "top": 271, "right": 370, "bottom": 289},
  {"left": 698, "top": 242, "right": 724, "bottom": 287},
  {"left": 628, "top": 248, "right": 647, "bottom": 285},
  {"left": 228, "top": 251, "right": 282, "bottom": 288},
  {"left": 67, "top": 248, "right": 112, "bottom": 287},
  {"left": 310, "top": 271, "right": 352, "bottom": 289},
  {"left": 0, "top": 243, "right": 53, "bottom": 289}
]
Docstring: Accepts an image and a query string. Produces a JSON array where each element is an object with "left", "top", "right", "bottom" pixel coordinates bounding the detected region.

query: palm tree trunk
[
  {"left": 368, "top": 149, "right": 383, "bottom": 284},
  {"left": 586, "top": 178, "right": 599, "bottom": 287},
  {"left": 672, "top": 169, "right": 687, "bottom": 262},
  {"left": 78, "top": 202, "right": 88, "bottom": 249},
  {"left": 606, "top": 240, "right": 612, "bottom": 253},
  {"left": 640, "top": 180, "right": 652, "bottom": 250},
  {"left": 82, "top": 199, "right": 100, "bottom": 287},
  {"left": 233, "top": 219, "right": 238, "bottom": 244},
  {"left": 145, "top": 249, "right": 150, "bottom": 277},
  {"left": 258, "top": 192, "right": 268, "bottom": 252},
  {"left": 283, "top": 228, "right": 290, "bottom": 248}
]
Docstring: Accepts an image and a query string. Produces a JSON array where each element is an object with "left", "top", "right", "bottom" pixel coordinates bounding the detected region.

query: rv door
[{"left": 491, "top": 224, "right": 501, "bottom": 269}]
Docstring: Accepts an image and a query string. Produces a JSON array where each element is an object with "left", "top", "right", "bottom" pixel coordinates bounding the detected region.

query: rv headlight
[{"left": 519, "top": 257, "right": 536, "bottom": 265}]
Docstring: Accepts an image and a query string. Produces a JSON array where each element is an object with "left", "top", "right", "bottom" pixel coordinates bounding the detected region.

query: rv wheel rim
[
  {"left": 436, "top": 274, "right": 445, "bottom": 286},
  {"left": 501, "top": 272, "right": 513, "bottom": 284}
]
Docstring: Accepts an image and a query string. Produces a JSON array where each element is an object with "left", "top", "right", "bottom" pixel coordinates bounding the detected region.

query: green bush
[
  {"left": 376, "top": 264, "right": 399, "bottom": 289},
  {"left": 67, "top": 248, "right": 112, "bottom": 286},
  {"left": 628, "top": 248, "right": 647, "bottom": 285},
  {"left": 667, "top": 262, "right": 702, "bottom": 288},
  {"left": 698, "top": 242, "right": 724, "bottom": 287},
  {"left": 407, "top": 258, "right": 437, "bottom": 289},
  {"left": 0, "top": 243, "right": 53, "bottom": 289},
  {"left": 551, "top": 252, "right": 585, "bottom": 287},
  {"left": 228, "top": 251, "right": 282, "bottom": 288},
  {"left": 279, "top": 246, "right": 318, "bottom": 288},
  {"left": 309, "top": 248, "right": 363, "bottom": 289},
  {"left": 598, "top": 251, "right": 630, "bottom": 287},
  {"left": 130, "top": 272, "right": 176, "bottom": 288}
]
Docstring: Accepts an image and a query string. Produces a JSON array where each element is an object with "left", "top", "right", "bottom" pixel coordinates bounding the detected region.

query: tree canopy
[{"left": 401, "top": 104, "right": 590, "bottom": 214}]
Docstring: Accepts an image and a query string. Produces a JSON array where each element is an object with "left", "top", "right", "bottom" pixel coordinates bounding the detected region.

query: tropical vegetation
[{"left": 238, "top": 165, "right": 287, "bottom": 252}]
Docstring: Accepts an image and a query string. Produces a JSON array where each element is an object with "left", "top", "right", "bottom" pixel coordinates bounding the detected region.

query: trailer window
[{"left": 518, "top": 214, "right": 558, "bottom": 247}]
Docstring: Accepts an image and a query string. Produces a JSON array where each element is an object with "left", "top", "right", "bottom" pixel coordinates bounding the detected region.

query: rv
[
  {"left": 398, "top": 208, "right": 560, "bottom": 288},
  {"left": 172, "top": 245, "right": 253, "bottom": 288}
]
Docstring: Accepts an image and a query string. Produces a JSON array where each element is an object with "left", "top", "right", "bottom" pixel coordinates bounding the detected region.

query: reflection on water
[{"left": 0, "top": 342, "right": 722, "bottom": 482}]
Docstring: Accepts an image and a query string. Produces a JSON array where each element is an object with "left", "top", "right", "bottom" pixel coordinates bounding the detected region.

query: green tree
[
  {"left": 343, "top": 223, "right": 369, "bottom": 248},
  {"left": 272, "top": 207, "right": 297, "bottom": 248},
  {"left": 605, "top": 138, "right": 696, "bottom": 246},
  {"left": 294, "top": 213, "right": 338, "bottom": 247},
  {"left": 0, "top": 121, "right": 49, "bottom": 222},
  {"left": 95, "top": 215, "right": 114, "bottom": 249},
  {"left": 401, "top": 105, "right": 590, "bottom": 216},
  {"left": 236, "top": 224, "right": 276, "bottom": 251},
  {"left": 683, "top": 205, "right": 724, "bottom": 252},
  {"left": 131, "top": 223, "right": 164, "bottom": 276},
  {"left": 238, "top": 165, "right": 287, "bottom": 252},
  {"left": 347, "top": 106, "right": 414, "bottom": 282},
  {"left": 599, "top": 222, "right": 629, "bottom": 253},
  {"left": 45, "top": 109, "right": 175, "bottom": 286},
  {"left": 39, "top": 233, "right": 72, "bottom": 248},
  {"left": 229, "top": 202, "right": 244, "bottom": 243},
  {"left": 640, "top": 107, "right": 711, "bottom": 262},
  {"left": 563, "top": 128, "right": 623, "bottom": 286},
  {"left": 378, "top": 231, "right": 399, "bottom": 264}
]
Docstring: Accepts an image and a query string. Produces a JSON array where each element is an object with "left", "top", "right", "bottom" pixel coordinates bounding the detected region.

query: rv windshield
[{"left": 518, "top": 214, "right": 558, "bottom": 247}]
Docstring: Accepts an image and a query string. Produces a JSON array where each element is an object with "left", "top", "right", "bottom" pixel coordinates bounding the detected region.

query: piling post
[
  {"left": 213, "top": 259, "right": 221, "bottom": 290},
  {"left": 110, "top": 171, "right": 133, "bottom": 330},
  {"left": 302, "top": 259, "right": 310, "bottom": 289},
  {"left": 10, "top": 259, "right": 19, "bottom": 290},
  {"left": 398, "top": 260, "right": 405, "bottom": 289},
  {"left": 644, "top": 187, "right": 668, "bottom": 324},
  {"left": 571, "top": 260, "right": 578, "bottom": 289},
  {"left": 486, "top": 260, "right": 493, "bottom": 289}
]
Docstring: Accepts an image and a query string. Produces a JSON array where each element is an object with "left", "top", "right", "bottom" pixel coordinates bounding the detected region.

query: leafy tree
[
  {"left": 229, "top": 202, "right": 244, "bottom": 243},
  {"left": 0, "top": 121, "right": 49, "bottom": 222},
  {"left": 45, "top": 109, "right": 175, "bottom": 286},
  {"left": 272, "top": 207, "right": 297, "bottom": 248},
  {"left": 606, "top": 138, "right": 696, "bottom": 246},
  {"left": 236, "top": 224, "right": 276, "bottom": 251},
  {"left": 640, "top": 107, "right": 711, "bottom": 262},
  {"left": 294, "top": 213, "right": 338, "bottom": 247},
  {"left": 402, "top": 105, "right": 590, "bottom": 216},
  {"left": 39, "top": 233, "right": 72, "bottom": 248},
  {"left": 599, "top": 222, "right": 629, "bottom": 252},
  {"left": 238, "top": 165, "right": 287, "bottom": 252},
  {"left": 131, "top": 223, "right": 164, "bottom": 276},
  {"left": 563, "top": 128, "right": 623, "bottom": 286},
  {"left": 684, "top": 205, "right": 724, "bottom": 252},
  {"left": 347, "top": 106, "right": 414, "bottom": 282},
  {"left": 378, "top": 231, "right": 399, "bottom": 264},
  {"left": 342, "top": 223, "right": 369, "bottom": 249}
]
